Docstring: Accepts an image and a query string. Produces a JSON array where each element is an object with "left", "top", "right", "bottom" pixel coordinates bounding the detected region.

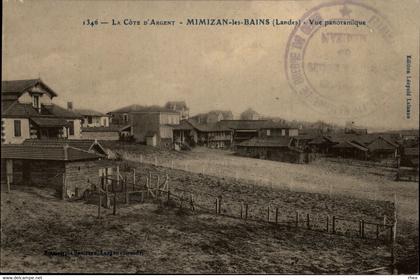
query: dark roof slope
[
  {"left": 219, "top": 120, "right": 268, "bottom": 130},
  {"left": 1, "top": 144, "right": 103, "bottom": 161},
  {"left": 22, "top": 139, "right": 107, "bottom": 156},
  {"left": 187, "top": 119, "right": 231, "bottom": 132},
  {"left": 1, "top": 79, "right": 58, "bottom": 97},
  {"left": 2, "top": 102, "right": 81, "bottom": 119},
  {"left": 74, "top": 109, "right": 106, "bottom": 117}
]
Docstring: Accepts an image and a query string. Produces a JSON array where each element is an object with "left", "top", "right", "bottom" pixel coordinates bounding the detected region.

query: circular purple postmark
[{"left": 285, "top": 0, "right": 397, "bottom": 118}]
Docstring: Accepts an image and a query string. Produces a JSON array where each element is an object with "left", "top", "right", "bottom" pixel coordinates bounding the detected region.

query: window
[
  {"left": 14, "top": 120, "right": 21, "bottom": 137},
  {"left": 87, "top": 116, "right": 93, "bottom": 124},
  {"left": 68, "top": 121, "right": 74, "bottom": 136},
  {"left": 281, "top": 129, "right": 286, "bottom": 136},
  {"left": 123, "top": 114, "right": 129, "bottom": 123},
  {"left": 266, "top": 129, "right": 271, "bottom": 136},
  {"left": 32, "top": 95, "right": 40, "bottom": 109}
]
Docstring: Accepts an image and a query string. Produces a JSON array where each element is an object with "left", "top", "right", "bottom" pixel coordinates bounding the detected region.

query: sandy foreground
[{"left": 1, "top": 146, "right": 418, "bottom": 273}]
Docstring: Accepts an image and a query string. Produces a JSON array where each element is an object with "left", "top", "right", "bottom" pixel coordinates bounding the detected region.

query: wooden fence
[{"left": 90, "top": 168, "right": 395, "bottom": 245}]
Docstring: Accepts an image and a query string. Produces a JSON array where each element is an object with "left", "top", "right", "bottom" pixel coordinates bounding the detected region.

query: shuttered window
[
  {"left": 68, "top": 121, "right": 74, "bottom": 136},
  {"left": 14, "top": 120, "right": 21, "bottom": 137}
]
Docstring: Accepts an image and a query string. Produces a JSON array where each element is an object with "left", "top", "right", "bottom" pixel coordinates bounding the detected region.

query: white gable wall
[{"left": 1, "top": 118, "right": 31, "bottom": 144}]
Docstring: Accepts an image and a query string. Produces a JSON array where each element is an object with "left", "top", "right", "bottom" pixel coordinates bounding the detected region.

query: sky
[{"left": 2, "top": 0, "right": 419, "bottom": 130}]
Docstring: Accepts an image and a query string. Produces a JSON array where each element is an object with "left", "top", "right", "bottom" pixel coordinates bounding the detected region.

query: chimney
[{"left": 67, "top": 102, "right": 73, "bottom": 111}]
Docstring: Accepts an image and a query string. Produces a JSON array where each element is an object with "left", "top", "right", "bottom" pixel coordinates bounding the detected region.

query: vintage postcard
[{"left": 1, "top": 0, "right": 419, "bottom": 276}]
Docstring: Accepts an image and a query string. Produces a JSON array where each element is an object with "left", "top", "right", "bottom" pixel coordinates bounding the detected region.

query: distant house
[
  {"left": 108, "top": 104, "right": 181, "bottom": 145},
  {"left": 172, "top": 119, "right": 233, "bottom": 149},
  {"left": 219, "top": 120, "right": 266, "bottom": 146},
  {"left": 367, "top": 136, "right": 399, "bottom": 160},
  {"left": 344, "top": 121, "right": 367, "bottom": 135},
  {"left": 128, "top": 107, "right": 180, "bottom": 147},
  {"left": 75, "top": 109, "right": 109, "bottom": 128},
  {"left": 236, "top": 137, "right": 309, "bottom": 164},
  {"left": 1, "top": 140, "right": 113, "bottom": 199},
  {"left": 258, "top": 121, "right": 299, "bottom": 138},
  {"left": 1, "top": 79, "right": 82, "bottom": 143},
  {"left": 165, "top": 101, "right": 189, "bottom": 120},
  {"left": 219, "top": 120, "right": 299, "bottom": 147},
  {"left": 190, "top": 110, "right": 233, "bottom": 124},
  {"left": 330, "top": 140, "right": 369, "bottom": 160}
]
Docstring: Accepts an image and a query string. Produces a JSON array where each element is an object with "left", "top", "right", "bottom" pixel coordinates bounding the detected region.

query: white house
[
  {"left": 75, "top": 109, "right": 109, "bottom": 128},
  {"left": 1, "top": 79, "right": 82, "bottom": 144}
]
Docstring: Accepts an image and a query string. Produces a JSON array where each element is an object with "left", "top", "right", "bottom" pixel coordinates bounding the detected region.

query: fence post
[
  {"left": 267, "top": 206, "right": 270, "bottom": 222},
  {"left": 167, "top": 190, "right": 170, "bottom": 203},
  {"left": 307, "top": 213, "right": 310, "bottom": 229},
  {"left": 332, "top": 216, "right": 336, "bottom": 234},
  {"left": 326, "top": 216, "right": 329, "bottom": 232},
  {"left": 6, "top": 175, "right": 11, "bottom": 193},
  {"left": 116, "top": 165, "right": 120, "bottom": 185},
  {"left": 133, "top": 169, "right": 136, "bottom": 188},
  {"left": 191, "top": 194, "right": 195, "bottom": 211},
  {"left": 376, "top": 224, "right": 379, "bottom": 239},
  {"left": 245, "top": 204, "right": 248, "bottom": 220},
  {"left": 101, "top": 174, "right": 105, "bottom": 191},
  {"left": 359, "top": 220, "right": 362, "bottom": 237},
  {"left": 275, "top": 207, "right": 279, "bottom": 224},
  {"left": 125, "top": 179, "right": 129, "bottom": 205},
  {"left": 295, "top": 211, "right": 299, "bottom": 228},
  {"left": 361, "top": 220, "right": 365, "bottom": 238},
  {"left": 240, "top": 202, "right": 243, "bottom": 219},
  {"left": 391, "top": 193, "right": 398, "bottom": 274},
  {"left": 215, "top": 198, "right": 218, "bottom": 214},
  {"left": 98, "top": 193, "right": 102, "bottom": 218},
  {"left": 113, "top": 193, "right": 117, "bottom": 215}
]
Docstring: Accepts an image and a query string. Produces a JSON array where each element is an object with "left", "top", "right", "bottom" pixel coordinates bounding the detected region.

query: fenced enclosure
[{"left": 89, "top": 167, "right": 396, "bottom": 245}]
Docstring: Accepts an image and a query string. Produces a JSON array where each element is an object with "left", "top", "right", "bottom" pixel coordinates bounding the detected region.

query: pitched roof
[
  {"left": 332, "top": 141, "right": 368, "bottom": 151},
  {"left": 22, "top": 139, "right": 107, "bottom": 156},
  {"left": 219, "top": 120, "right": 268, "bottom": 130},
  {"left": 109, "top": 104, "right": 177, "bottom": 114},
  {"left": 171, "top": 120, "right": 195, "bottom": 130},
  {"left": 187, "top": 119, "right": 232, "bottom": 132},
  {"left": 74, "top": 109, "right": 106, "bottom": 117},
  {"left": 237, "top": 137, "right": 292, "bottom": 147},
  {"left": 2, "top": 102, "right": 81, "bottom": 119},
  {"left": 367, "top": 136, "right": 399, "bottom": 150},
  {"left": 1, "top": 79, "right": 58, "bottom": 97},
  {"left": 31, "top": 117, "right": 70, "bottom": 128},
  {"left": 1, "top": 144, "right": 103, "bottom": 161},
  {"left": 219, "top": 120, "right": 296, "bottom": 130}
]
